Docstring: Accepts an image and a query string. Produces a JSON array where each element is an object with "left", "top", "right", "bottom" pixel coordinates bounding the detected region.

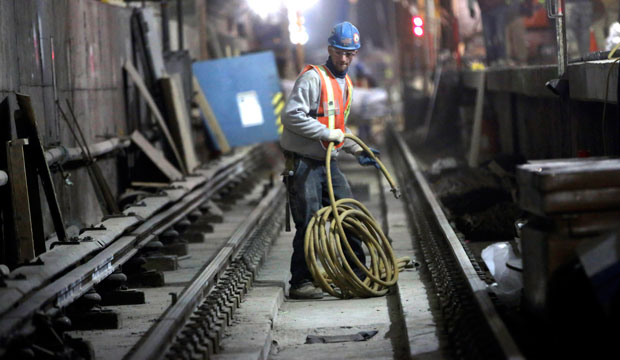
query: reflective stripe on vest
[
  {"left": 344, "top": 75, "right": 353, "bottom": 122},
  {"left": 300, "top": 64, "right": 353, "bottom": 149},
  {"left": 315, "top": 65, "right": 336, "bottom": 130}
]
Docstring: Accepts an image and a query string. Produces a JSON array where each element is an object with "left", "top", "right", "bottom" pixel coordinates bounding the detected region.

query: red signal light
[{"left": 412, "top": 16, "right": 424, "bottom": 37}]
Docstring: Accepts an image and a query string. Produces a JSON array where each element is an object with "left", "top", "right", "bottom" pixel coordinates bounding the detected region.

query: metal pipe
[
  {"left": 547, "top": 0, "right": 567, "bottom": 77},
  {"left": 44, "top": 138, "right": 130, "bottom": 167},
  {"left": 177, "top": 0, "right": 184, "bottom": 50},
  {"left": 161, "top": 0, "right": 170, "bottom": 52}
]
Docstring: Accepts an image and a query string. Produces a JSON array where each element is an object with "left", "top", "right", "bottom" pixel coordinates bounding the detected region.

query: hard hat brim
[{"left": 329, "top": 43, "right": 361, "bottom": 51}]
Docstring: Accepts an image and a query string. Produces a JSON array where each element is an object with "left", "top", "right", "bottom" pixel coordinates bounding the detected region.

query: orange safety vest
[{"left": 301, "top": 64, "right": 353, "bottom": 149}]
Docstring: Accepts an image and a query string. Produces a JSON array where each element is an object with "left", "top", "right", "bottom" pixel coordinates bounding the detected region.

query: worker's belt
[{"left": 282, "top": 151, "right": 333, "bottom": 168}]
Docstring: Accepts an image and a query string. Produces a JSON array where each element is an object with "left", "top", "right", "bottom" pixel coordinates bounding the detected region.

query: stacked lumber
[{"left": 516, "top": 158, "right": 620, "bottom": 314}]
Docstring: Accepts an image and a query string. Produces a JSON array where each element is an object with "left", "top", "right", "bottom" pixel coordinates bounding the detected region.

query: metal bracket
[
  {"left": 545, "top": 78, "right": 570, "bottom": 96},
  {"left": 20, "top": 257, "right": 45, "bottom": 266},
  {"left": 101, "top": 214, "right": 133, "bottom": 221},
  {"left": 50, "top": 240, "right": 80, "bottom": 250},
  {"left": 79, "top": 225, "right": 107, "bottom": 235},
  {"left": 546, "top": 0, "right": 564, "bottom": 18},
  {"left": 391, "top": 188, "right": 401, "bottom": 199}
]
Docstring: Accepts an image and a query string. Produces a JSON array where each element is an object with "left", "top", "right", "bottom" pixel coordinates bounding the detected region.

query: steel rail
[
  {"left": 126, "top": 182, "right": 285, "bottom": 360},
  {"left": 388, "top": 125, "right": 524, "bottom": 359},
  {"left": 0, "top": 148, "right": 263, "bottom": 349},
  {"left": 0, "top": 147, "right": 254, "bottom": 321}
]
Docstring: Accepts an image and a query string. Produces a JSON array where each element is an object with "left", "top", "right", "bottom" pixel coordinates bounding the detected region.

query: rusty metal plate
[
  {"left": 519, "top": 185, "right": 620, "bottom": 215},
  {"left": 517, "top": 158, "right": 620, "bottom": 192},
  {"left": 551, "top": 210, "right": 620, "bottom": 237},
  {"left": 521, "top": 220, "right": 585, "bottom": 316}
]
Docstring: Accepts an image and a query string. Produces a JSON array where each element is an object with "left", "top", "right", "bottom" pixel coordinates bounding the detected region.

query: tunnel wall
[{"left": 0, "top": 0, "right": 132, "bottom": 234}]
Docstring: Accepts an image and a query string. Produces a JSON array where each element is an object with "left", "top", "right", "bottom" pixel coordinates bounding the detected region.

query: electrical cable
[{"left": 304, "top": 133, "right": 410, "bottom": 299}]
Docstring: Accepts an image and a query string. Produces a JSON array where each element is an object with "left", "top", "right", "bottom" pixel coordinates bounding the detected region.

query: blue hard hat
[{"left": 328, "top": 22, "right": 361, "bottom": 50}]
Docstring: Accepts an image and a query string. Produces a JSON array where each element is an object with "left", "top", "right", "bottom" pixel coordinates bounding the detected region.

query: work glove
[
  {"left": 357, "top": 148, "right": 381, "bottom": 169},
  {"left": 325, "top": 129, "right": 345, "bottom": 144}
]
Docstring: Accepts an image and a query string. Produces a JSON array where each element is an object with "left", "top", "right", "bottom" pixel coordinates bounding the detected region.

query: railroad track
[
  {"left": 1, "top": 131, "right": 524, "bottom": 359},
  {"left": 386, "top": 125, "right": 523, "bottom": 359},
  {"left": 127, "top": 182, "right": 284, "bottom": 360},
  {"left": 0, "top": 144, "right": 282, "bottom": 359},
  {"left": 117, "top": 127, "right": 524, "bottom": 360}
]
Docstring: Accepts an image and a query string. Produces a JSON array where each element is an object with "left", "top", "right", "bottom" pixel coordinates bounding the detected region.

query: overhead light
[
  {"left": 247, "top": 0, "right": 283, "bottom": 19},
  {"left": 284, "top": 0, "right": 319, "bottom": 12}
]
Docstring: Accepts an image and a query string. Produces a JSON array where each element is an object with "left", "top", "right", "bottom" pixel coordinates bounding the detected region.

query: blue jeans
[
  {"left": 481, "top": 5, "right": 508, "bottom": 64},
  {"left": 565, "top": 2, "right": 593, "bottom": 59},
  {"left": 287, "top": 155, "right": 366, "bottom": 286}
]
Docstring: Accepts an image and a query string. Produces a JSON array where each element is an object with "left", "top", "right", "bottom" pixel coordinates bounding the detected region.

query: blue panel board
[{"left": 193, "top": 51, "right": 281, "bottom": 148}]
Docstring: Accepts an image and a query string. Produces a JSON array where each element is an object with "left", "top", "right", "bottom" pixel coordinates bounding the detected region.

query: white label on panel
[{"left": 237, "top": 90, "right": 264, "bottom": 127}]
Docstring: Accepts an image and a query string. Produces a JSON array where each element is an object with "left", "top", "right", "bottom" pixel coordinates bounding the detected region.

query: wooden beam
[
  {"left": 123, "top": 60, "right": 187, "bottom": 174},
  {"left": 15, "top": 94, "right": 66, "bottom": 246},
  {"left": 468, "top": 72, "right": 486, "bottom": 167},
  {"left": 161, "top": 74, "right": 200, "bottom": 172},
  {"left": 192, "top": 76, "right": 231, "bottom": 154},
  {"left": 130, "top": 130, "right": 183, "bottom": 181},
  {"left": 6, "top": 138, "right": 35, "bottom": 264},
  {"left": 0, "top": 96, "right": 13, "bottom": 266}
]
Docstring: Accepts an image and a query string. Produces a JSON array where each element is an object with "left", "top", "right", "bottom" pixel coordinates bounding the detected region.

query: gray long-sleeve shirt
[{"left": 280, "top": 68, "right": 362, "bottom": 160}]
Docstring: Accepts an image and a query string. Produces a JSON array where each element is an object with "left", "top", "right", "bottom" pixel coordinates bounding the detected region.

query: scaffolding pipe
[
  {"left": 0, "top": 137, "right": 134, "bottom": 186},
  {"left": 177, "top": 0, "right": 184, "bottom": 50},
  {"left": 44, "top": 138, "right": 130, "bottom": 167}
]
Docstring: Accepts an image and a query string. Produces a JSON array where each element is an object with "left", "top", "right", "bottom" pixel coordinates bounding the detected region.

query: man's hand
[
  {"left": 357, "top": 147, "right": 381, "bottom": 169},
  {"left": 325, "top": 129, "right": 345, "bottom": 144}
]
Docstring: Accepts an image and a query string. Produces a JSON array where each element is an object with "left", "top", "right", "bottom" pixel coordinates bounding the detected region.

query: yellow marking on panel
[
  {"left": 272, "top": 92, "right": 283, "bottom": 105},
  {"left": 273, "top": 94, "right": 285, "bottom": 135},
  {"left": 275, "top": 101, "right": 285, "bottom": 115}
]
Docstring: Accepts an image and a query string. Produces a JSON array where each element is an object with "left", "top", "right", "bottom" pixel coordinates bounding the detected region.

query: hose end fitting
[{"left": 391, "top": 188, "right": 401, "bottom": 199}]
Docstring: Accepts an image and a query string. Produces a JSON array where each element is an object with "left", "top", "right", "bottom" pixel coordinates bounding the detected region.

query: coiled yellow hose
[{"left": 304, "top": 133, "right": 410, "bottom": 298}]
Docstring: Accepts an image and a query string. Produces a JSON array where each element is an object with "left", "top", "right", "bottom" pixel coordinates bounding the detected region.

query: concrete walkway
[{"left": 214, "top": 158, "right": 451, "bottom": 359}]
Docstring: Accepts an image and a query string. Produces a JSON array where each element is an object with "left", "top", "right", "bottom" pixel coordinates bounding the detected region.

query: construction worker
[
  {"left": 471, "top": 0, "right": 509, "bottom": 65},
  {"left": 280, "top": 21, "right": 380, "bottom": 299}
]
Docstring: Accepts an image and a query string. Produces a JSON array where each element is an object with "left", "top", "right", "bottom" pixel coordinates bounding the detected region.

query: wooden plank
[
  {"left": 130, "top": 181, "right": 170, "bottom": 188},
  {"left": 0, "top": 96, "right": 13, "bottom": 266},
  {"left": 15, "top": 94, "right": 67, "bottom": 244},
  {"left": 517, "top": 158, "right": 620, "bottom": 192},
  {"left": 519, "top": 186, "right": 620, "bottom": 215},
  {"left": 421, "top": 60, "right": 443, "bottom": 142},
  {"left": 16, "top": 108, "right": 46, "bottom": 256},
  {"left": 130, "top": 131, "right": 183, "bottom": 181},
  {"left": 192, "top": 75, "right": 231, "bottom": 154},
  {"left": 161, "top": 74, "right": 200, "bottom": 172},
  {"left": 6, "top": 138, "right": 35, "bottom": 264},
  {"left": 123, "top": 59, "right": 187, "bottom": 174}
]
